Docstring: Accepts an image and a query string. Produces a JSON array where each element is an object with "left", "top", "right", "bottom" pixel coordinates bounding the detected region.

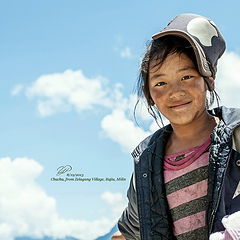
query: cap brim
[{"left": 152, "top": 30, "right": 212, "bottom": 77}]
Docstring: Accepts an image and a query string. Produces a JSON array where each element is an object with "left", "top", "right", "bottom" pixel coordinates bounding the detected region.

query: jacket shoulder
[
  {"left": 131, "top": 134, "right": 153, "bottom": 163},
  {"left": 131, "top": 125, "right": 171, "bottom": 163}
]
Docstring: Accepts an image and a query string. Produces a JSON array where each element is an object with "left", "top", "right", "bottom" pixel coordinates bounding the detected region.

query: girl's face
[{"left": 148, "top": 53, "right": 211, "bottom": 126}]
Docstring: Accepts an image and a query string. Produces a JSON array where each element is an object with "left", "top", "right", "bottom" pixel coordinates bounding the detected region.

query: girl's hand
[
  {"left": 210, "top": 211, "right": 240, "bottom": 240},
  {"left": 111, "top": 231, "right": 126, "bottom": 240}
]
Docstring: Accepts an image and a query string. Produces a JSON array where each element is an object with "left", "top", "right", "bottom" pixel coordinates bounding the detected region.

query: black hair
[{"left": 134, "top": 35, "right": 220, "bottom": 127}]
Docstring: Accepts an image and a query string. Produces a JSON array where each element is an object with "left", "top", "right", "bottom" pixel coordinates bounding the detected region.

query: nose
[{"left": 168, "top": 83, "right": 186, "bottom": 100}]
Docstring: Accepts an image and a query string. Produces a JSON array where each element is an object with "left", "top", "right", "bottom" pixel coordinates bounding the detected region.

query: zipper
[
  {"left": 134, "top": 161, "right": 145, "bottom": 240},
  {"left": 209, "top": 147, "right": 232, "bottom": 234}
]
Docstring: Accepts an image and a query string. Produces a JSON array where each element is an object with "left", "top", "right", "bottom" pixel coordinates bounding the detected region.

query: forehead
[{"left": 149, "top": 52, "right": 196, "bottom": 73}]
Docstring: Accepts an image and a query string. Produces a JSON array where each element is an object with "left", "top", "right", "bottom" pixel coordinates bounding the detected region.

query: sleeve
[{"left": 117, "top": 172, "right": 141, "bottom": 240}]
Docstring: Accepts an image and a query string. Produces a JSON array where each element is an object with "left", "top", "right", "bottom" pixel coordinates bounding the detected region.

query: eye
[
  {"left": 155, "top": 81, "right": 166, "bottom": 87},
  {"left": 181, "top": 75, "right": 193, "bottom": 80}
]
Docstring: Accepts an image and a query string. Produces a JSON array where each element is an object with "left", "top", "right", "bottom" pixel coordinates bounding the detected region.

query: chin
[
  {"left": 162, "top": 106, "right": 205, "bottom": 126},
  {"left": 170, "top": 119, "right": 194, "bottom": 126},
  {"left": 167, "top": 114, "right": 197, "bottom": 126}
]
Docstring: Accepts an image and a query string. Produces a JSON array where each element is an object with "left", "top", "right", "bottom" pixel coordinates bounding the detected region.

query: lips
[{"left": 170, "top": 101, "right": 192, "bottom": 108}]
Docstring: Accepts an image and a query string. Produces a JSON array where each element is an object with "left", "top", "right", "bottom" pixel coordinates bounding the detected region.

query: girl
[{"left": 112, "top": 13, "right": 240, "bottom": 240}]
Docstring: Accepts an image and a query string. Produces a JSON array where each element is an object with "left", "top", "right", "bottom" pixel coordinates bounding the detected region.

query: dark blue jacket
[{"left": 118, "top": 106, "right": 240, "bottom": 239}]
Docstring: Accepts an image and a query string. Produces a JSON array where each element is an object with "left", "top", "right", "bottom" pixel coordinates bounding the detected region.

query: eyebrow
[{"left": 150, "top": 66, "right": 197, "bottom": 80}]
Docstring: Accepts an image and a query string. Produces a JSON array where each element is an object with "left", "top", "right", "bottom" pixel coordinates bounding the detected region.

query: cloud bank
[
  {"left": 25, "top": 70, "right": 112, "bottom": 116},
  {"left": 0, "top": 157, "right": 127, "bottom": 240},
  {"left": 15, "top": 70, "right": 154, "bottom": 152},
  {"left": 101, "top": 109, "right": 151, "bottom": 152}
]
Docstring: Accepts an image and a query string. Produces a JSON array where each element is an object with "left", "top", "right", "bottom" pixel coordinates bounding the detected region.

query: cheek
[
  {"left": 192, "top": 78, "right": 206, "bottom": 90},
  {"left": 190, "top": 82, "right": 207, "bottom": 106},
  {"left": 187, "top": 78, "right": 205, "bottom": 93},
  {"left": 149, "top": 88, "right": 165, "bottom": 104}
]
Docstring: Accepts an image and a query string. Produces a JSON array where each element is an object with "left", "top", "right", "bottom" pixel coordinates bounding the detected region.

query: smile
[{"left": 170, "top": 101, "right": 192, "bottom": 109}]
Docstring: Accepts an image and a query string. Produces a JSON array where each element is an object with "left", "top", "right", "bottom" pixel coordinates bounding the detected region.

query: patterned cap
[{"left": 152, "top": 13, "right": 226, "bottom": 78}]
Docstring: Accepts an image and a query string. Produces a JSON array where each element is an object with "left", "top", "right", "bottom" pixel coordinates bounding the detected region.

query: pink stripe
[
  {"left": 173, "top": 211, "right": 206, "bottom": 236},
  {"left": 167, "top": 179, "right": 208, "bottom": 209},
  {"left": 165, "top": 137, "right": 211, "bottom": 161},
  {"left": 164, "top": 138, "right": 211, "bottom": 170},
  {"left": 164, "top": 152, "right": 209, "bottom": 183}
]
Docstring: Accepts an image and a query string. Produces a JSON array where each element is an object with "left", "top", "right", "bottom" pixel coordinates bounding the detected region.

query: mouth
[{"left": 170, "top": 101, "right": 192, "bottom": 109}]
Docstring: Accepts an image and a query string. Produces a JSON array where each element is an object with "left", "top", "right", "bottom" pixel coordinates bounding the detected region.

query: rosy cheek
[
  {"left": 191, "top": 78, "right": 206, "bottom": 89},
  {"left": 150, "top": 87, "right": 164, "bottom": 97}
]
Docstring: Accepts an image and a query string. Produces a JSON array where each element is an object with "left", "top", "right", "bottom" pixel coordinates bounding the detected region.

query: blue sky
[{"left": 0, "top": 0, "right": 240, "bottom": 239}]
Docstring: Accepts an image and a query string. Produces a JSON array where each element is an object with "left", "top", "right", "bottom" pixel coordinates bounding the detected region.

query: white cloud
[
  {"left": 109, "top": 85, "right": 152, "bottom": 121},
  {"left": 11, "top": 68, "right": 156, "bottom": 152},
  {"left": 101, "top": 109, "right": 151, "bottom": 153},
  {"left": 120, "top": 47, "right": 134, "bottom": 59},
  {"left": 101, "top": 191, "right": 127, "bottom": 218},
  {"left": 215, "top": 51, "right": 240, "bottom": 108},
  {"left": 0, "top": 157, "right": 126, "bottom": 240},
  {"left": 24, "top": 69, "right": 112, "bottom": 116},
  {"left": 127, "top": 94, "right": 153, "bottom": 121}
]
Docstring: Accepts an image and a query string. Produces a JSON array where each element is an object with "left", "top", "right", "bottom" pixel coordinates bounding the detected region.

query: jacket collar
[{"left": 208, "top": 106, "right": 240, "bottom": 131}]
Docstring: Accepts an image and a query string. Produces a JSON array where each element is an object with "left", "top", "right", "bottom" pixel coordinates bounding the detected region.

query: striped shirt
[{"left": 164, "top": 138, "right": 211, "bottom": 240}]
